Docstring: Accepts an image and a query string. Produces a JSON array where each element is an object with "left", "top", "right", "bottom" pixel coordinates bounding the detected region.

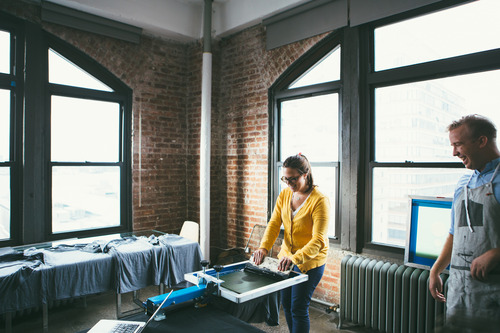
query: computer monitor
[{"left": 404, "top": 195, "right": 452, "bottom": 270}]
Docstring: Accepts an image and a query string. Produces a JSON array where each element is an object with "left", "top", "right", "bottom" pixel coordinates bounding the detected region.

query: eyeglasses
[{"left": 281, "top": 175, "right": 301, "bottom": 183}]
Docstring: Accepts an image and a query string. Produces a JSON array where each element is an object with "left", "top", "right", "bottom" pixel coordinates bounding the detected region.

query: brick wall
[{"left": 1, "top": 0, "right": 342, "bottom": 304}]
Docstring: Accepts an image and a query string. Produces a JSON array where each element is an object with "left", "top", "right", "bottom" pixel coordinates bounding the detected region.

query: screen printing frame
[
  {"left": 184, "top": 261, "right": 308, "bottom": 303},
  {"left": 404, "top": 195, "right": 452, "bottom": 270}
]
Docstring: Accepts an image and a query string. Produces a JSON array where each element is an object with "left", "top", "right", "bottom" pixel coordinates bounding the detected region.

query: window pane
[
  {"left": 0, "top": 89, "right": 9, "bottom": 162},
  {"left": 375, "top": 0, "right": 500, "bottom": 71},
  {"left": 52, "top": 166, "right": 120, "bottom": 233},
  {"left": 0, "top": 30, "right": 9, "bottom": 74},
  {"left": 278, "top": 165, "right": 337, "bottom": 238},
  {"left": 49, "top": 49, "right": 113, "bottom": 92},
  {"left": 0, "top": 168, "right": 10, "bottom": 240},
  {"left": 281, "top": 94, "right": 338, "bottom": 162},
  {"left": 372, "top": 167, "right": 468, "bottom": 247},
  {"left": 313, "top": 166, "right": 337, "bottom": 238},
  {"left": 290, "top": 47, "right": 341, "bottom": 88},
  {"left": 375, "top": 70, "right": 500, "bottom": 162},
  {"left": 51, "top": 96, "right": 120, "bottom": 162}
]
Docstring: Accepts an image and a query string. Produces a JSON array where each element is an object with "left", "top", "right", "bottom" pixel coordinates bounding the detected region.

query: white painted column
[
  {"left": 200, "top": 0, "right": 212, "bottom": 260},
  {"left": 200, "top": 52, "right": 211, "bottom": 260}
]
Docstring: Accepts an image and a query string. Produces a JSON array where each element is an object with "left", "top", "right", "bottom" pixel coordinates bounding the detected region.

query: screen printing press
[
  {"left": 82, "top": 258, "right": 308, "bottom": 332},
  {"left": 143, "top": 258, "right": 308, "bottom": 320}
]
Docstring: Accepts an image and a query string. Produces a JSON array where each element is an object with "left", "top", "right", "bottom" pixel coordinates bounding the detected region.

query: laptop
[{"left": 88, "top": 290, "right": 173, "bottom": 333}]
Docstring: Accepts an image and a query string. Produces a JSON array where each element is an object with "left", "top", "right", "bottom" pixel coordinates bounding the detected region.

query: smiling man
[{"left": 429, "top": 114, "right": 500, "bottom": 324}]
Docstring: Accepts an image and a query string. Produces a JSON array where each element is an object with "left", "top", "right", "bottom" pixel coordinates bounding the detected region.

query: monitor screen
[{"left": 404, "top": 196, "right": 452, "bottom": 270}]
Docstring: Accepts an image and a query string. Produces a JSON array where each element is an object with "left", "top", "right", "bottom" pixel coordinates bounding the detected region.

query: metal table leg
[
  {"left": 116, "top": 290, "right": 144, "bottom": 318},
  {"left": 42, "top": 303, "right": 48, "bottom": 333},
  {"left": 4, "top": 312, "right": 12, "bottom": 333}
]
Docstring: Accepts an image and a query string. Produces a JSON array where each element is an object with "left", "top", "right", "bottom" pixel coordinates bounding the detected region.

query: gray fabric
[
  {"left": 41, "top": 251, "right": 113, "bottom": 302},
  {"left": 0, "top": 261, "right": 43, "bottom": 312},
  {"left": 111, "top": 239, "right": 155, "bottom": 294},
  {"left": 0, "top": 234, "right": 202, "bottom": 315},
  {"left": 211, "top": 292, "right": 281, "bottom": 325},
  {"left": 0, "top": 253, "right": 43, "bottom": 296},
  {"left": 158, "top": 234, "right": 202, "bottom": 287}
]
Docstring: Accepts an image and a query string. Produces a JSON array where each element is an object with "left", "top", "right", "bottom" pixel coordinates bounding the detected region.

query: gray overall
[{"left": 448, "top": 164, "right": 500, "bottom": 319}]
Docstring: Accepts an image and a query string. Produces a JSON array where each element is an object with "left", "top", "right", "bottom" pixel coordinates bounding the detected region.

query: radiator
[{"left": 339, "top": 255, "right": 448, "bottom": 333}]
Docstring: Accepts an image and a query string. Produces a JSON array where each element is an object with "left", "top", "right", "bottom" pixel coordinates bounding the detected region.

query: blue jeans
[{"left": 281, "top": 264, "right": 325, "bottom": 333}]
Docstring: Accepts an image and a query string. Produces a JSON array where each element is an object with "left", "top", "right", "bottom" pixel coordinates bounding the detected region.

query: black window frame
[
  {"left": 0, "top": 12, "right": 133, "bottom": 247},
  {"left": 0, "top": 13, "right": 24, "bottom": 247},
  {"left": 362, "top": 1, "right": 500, "bottom": 256},
  {"left": 268, "top": 32, "right": 343, "bottom": 243},
  {"left": 45, "top": 35, "right": 132, "bottom": 240}
]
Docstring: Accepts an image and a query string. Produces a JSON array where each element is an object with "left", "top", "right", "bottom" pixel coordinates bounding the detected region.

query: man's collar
[{"left": 476, "top": 157, "right": 500, "bottom": 175}]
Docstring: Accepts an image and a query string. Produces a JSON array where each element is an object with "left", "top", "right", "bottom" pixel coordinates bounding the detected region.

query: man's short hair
[{"left": 448, "top": 114, "right": 497, "bottom": 142}]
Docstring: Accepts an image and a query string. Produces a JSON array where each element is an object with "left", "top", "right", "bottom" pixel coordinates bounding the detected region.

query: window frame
[
  {"left": 363, "top": 2, "right": 500, "bottom": 255},
  {"left": 42, "top": 35, "right": 133, "bottom": 241},
  {"left": 268, "top": 32, "right": 343, "bottom": 243},
  {"left": 0, "top": 13, "right": 24, "bottom": 247},
  {"left": 0, "top": 12, "right": 133, "bottom": 247}
]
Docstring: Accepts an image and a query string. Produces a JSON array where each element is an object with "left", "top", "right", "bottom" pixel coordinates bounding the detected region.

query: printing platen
[
  {"left": 220, "top": 270, "right": 278, "bottom": 294},
  {"left": 184, "top": 261, "right": 308, "bottom": 303}
]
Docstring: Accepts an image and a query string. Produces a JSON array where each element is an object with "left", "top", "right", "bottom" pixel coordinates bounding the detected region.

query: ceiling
[{"left": 44, "top": 0, "right": 313, "bottom": 41}]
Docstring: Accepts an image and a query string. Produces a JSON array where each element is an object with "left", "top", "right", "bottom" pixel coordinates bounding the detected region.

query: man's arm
[
  {"left": 471, "top": 248, "right": 500, "bottom": 281},
  {"left": 429, "top": 233, "right": 453, "bottom": 302}
]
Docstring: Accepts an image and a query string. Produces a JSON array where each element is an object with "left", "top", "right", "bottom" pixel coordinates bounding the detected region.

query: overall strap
[
  {"left": 464, "top": 173, "right": 474, "bottom": 233},
  {"left": 488, "top": 162, "right": 500, "bottom": 185}
]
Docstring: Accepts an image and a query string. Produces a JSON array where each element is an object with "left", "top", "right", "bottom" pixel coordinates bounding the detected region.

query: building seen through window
[{"left": 371, "top": 0, "right": 500, "bottom": 247}]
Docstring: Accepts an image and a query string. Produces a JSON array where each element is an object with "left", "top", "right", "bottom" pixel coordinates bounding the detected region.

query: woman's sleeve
[
  {"left": 291, "top": 196, "right": 330, "bottom": 265},
  {"left": 259, "top": 192, "right": 285, "bottom": 251}
]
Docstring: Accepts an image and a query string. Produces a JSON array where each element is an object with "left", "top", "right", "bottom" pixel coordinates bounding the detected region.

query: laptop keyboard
[{"left": 110, "top": 323, "right": 141, "bottom": 333}]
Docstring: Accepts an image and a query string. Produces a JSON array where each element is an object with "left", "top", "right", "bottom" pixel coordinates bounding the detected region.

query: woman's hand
[
  {"left": 253, "top": 248, "right": 268, "bottom": 265},
  {"left": 278, "top": 256, "right": 293, "bottom": 272}
]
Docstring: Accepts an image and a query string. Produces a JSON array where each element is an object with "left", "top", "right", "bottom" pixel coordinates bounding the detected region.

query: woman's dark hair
[{"left": 283, "top": 154, "right": 314, "bottom": 191}]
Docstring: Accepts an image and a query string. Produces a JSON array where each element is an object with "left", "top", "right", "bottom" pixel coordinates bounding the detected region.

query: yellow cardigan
[{"left": 259, "top": 187, "right": 330, "bottom": 273}]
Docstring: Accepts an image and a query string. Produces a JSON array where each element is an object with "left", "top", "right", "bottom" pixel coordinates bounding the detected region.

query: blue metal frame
[{"left": 405, "top": 196, "right": 452, "bottom": 269}]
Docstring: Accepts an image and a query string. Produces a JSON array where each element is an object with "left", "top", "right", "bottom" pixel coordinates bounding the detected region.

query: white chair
[{"left": 179, "top": 221, "right": 199, "bottom": 243}]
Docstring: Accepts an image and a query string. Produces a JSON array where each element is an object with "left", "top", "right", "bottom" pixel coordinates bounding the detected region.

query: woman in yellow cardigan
[{"left": 253, "top": 154, "right": 330, "bottom": 333}]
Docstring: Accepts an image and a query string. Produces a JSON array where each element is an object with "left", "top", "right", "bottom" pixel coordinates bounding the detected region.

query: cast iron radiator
[{"left": 339, "top": 255, "right": 449, "bottom": 333}]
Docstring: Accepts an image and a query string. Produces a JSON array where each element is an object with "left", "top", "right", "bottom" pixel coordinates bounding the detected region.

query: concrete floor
[{"left": 1, "top": 286, "right": 372, "bottom": 333}]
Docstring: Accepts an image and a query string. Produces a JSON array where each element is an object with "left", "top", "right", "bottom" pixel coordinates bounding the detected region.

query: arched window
[
  {"left": 0, "top": 13, "right": 132, "bottom": 246},
  {"left": 269, "top": 34, "right": 342, "bottom": 239}
]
